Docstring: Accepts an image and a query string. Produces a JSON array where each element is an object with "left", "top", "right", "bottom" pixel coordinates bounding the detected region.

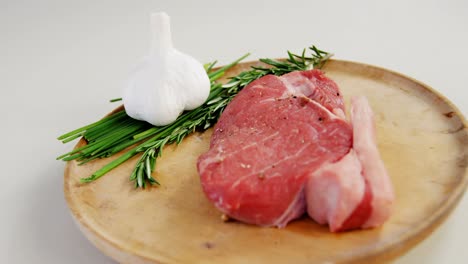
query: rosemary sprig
[{"left": 57, "top": 45, "right": 331, "bottom": 188}]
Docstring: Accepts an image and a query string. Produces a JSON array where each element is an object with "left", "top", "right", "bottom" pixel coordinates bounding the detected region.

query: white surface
[{"left": 1, "top": 0, "right": 467, "bottom": 263}]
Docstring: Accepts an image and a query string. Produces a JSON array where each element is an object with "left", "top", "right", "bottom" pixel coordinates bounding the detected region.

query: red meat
[{"left": 197, "top": 70, "right": 394, "bottom": 231}]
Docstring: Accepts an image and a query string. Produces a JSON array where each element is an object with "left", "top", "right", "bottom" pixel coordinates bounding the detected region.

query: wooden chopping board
[{"left": 64, "top": 60, "right": 468, "bottom": 264}]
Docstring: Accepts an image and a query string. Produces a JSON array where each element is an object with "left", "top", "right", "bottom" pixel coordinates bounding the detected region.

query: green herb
[{"left": 57, "top": 45, "right": 331, "bottom": 188}]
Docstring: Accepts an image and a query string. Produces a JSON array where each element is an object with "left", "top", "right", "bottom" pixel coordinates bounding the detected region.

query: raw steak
[{"left": 197, "top": 70, "right": 394, "bottom": 232}]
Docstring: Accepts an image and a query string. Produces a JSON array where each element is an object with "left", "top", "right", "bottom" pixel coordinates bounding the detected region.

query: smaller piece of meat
[
  {"left": 350, "top": 96, "right": 395, "bottom": 228},
  {"left": 305, "top": 150, "right": 366, "bottom": 232}
]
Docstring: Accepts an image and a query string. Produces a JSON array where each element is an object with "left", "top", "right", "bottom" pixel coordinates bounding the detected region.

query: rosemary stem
[{"left": 208, "top": 53, "right": 250, "bottom": 79}]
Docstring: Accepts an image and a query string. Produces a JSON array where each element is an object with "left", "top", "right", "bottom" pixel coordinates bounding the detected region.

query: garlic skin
[{"left": 123, "top": 12, "right": 210, "bottom": 126}]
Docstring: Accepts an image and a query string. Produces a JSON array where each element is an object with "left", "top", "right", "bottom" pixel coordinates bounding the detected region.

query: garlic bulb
[{"left": 123, "top": 12, "right": 210, "bottom": 126}]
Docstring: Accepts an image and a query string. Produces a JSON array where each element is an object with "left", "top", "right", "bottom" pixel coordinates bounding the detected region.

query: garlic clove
[{"left": 167, "top": 50, "right": 210, "bottom": 110}]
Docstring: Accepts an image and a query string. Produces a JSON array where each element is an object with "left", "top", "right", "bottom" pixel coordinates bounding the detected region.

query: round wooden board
[{"left": 64, "top": 60, "right": 468, "bottom": 264}]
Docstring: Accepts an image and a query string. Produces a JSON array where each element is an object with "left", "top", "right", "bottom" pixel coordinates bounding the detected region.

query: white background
[{"left": 1, "top": 0, "right": 467, "bottom": 263}]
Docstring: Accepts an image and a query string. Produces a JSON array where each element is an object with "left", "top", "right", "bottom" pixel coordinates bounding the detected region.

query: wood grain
[{"left": 64, "top": 60, "right": 468, "bottom": 264}]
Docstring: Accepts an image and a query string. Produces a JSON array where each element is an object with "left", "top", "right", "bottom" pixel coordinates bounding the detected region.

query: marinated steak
[{"left": 197, "top": 70, "right": 394, "bottom": 231}]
